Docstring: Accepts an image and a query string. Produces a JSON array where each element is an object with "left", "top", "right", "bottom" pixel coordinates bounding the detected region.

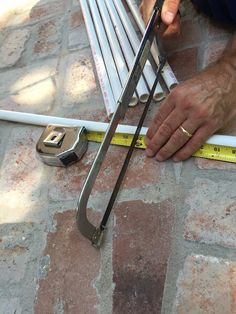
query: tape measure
[{"left": 86, "top": 131, "right": 236, "bottom": 163}]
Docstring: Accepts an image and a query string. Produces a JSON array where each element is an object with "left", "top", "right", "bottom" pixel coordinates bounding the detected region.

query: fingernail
[
  {"left": 163, "top": 11, "right": 174, "bottom": 24},
  {"left": 145, "top": 149, "right": 154, "bottom": 157}
]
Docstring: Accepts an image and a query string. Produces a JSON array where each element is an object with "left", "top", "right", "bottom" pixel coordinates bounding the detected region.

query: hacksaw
[{"left": 76, "top": 0, "right": 165, "bottom": 247}]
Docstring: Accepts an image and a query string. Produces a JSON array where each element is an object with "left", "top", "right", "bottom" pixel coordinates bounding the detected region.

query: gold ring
[{"left": 179, "top": 125, "right": 193, "bottom": 138}]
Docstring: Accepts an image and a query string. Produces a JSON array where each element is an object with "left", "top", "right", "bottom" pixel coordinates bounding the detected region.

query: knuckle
[
  {"left": 153, "top": 109, "right": 165, "bottom": 125},
  {"left": 172, "top": 131, "right": 182, "bottom": 143},
  {"left": 153, "top": 113, "right": 164, "bottom": 125},
  {"left": 148, "top": 141, "right": 159, "bottom": 153},
  {"left": 159, "top": 123, "right": 172, "bottom": 137},
  {"left": 169, "top": 87, "right": 180, "bottom": 100},
  {"left": 169, "top": 86, "right": 187, "bottom": 105},
  {"left": 195, "top": 107, "right": 209, "bottom": 120}
]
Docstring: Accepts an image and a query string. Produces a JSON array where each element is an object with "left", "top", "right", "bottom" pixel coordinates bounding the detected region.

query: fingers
[
  {"left": 145, "top": 109, "right": 187, "bottom": 157},
  {"left": 172, "top": 125, "right": 216, "bottom": 161},
  {"left": 155, "top": 120, "right": 200, "bottom": 161},
  {"left": 140, "top": 0, "right": 181, "bottom": 30},
  {"left": 140, "top": 0, "right": 156, "bottom": 26},
  {"left": 162, "top": 14, "right": 181, "bottom": 37},
  {"left": 162, "top": 0, "right": 181, "bottom": 25},
  {"left": 145, "top": 96, "right": 176, "bottom": 140}
]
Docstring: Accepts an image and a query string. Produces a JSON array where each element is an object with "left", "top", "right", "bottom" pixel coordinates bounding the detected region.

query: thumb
[{"left": 161, "top": 0, "right": 180, "bottom": 25}]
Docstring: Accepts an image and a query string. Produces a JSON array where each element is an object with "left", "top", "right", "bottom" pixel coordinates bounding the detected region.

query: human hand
[
  {"left": 144, "top": 61, "right": 236, "bottom": 161},
  {"left": 140, "top": 0, "right": 181, "bottom": 36}
]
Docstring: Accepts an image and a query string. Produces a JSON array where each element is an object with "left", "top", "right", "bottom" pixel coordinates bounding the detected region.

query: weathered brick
[
  {"left": 29, "top": 0, "right": 64, "bottom": 21},
  {"left": 68, "top": 25, "right": 89, "bottom": 50},
  {"left": 33, "top": 17, "right": 62, "bottom": 59},
  {"left": 203, "top": 40, "right": 228, "bottom": 67},
  {"left": 69, "top": 6, "right": 83, "bottom": 29},
  {"left": 0, "top": 222, "right": 35, "bottom": 284},
  {"left": 184, "top": 178, "right": 236, "bottom": 248},
  {"left": 168, "top": 48, "right": 198, "bottom": 82},
  {"left": 163, "top": 20, "right": 202, "bottom": 52},
  {"left": 173, "top": 255, "right": 236, "bottom": 314},
  {"left": 48, "top": 145, "right": 165, "bottom": 202},
  {"left": 113, "top": 200, "right": 175, "bottom": 314},
  {"left": 0, "top": 58, "right": 57, "bottom": 95},
  {"left": 0, "top": 0, "right": 64, "bottom": 28},
  {"left": 0, "top": 127, "right": 45, "bottom": 208},
  {"left": 0, "top": 59, "right": 57, "bottom": 112},
  {"left": 59, "top": 50, "right": 100, "bottom": 106},
  {"left": 35, "top": 211, "right": 100, "bottom": 314},
  {"left": 0, "top": 297, "right": 22, "bottom": 314},
  {"left": 195, "top": 157, "right": 236, "bottom": 170},
  {"left": 0, "top": 1, "right": 35, "bottom": 29},
  {"left": 0, "top": 77, "right": 56, "bottom": 113},
  {"left": 0, "top": 29, "right": 31, "bottom": 69}
]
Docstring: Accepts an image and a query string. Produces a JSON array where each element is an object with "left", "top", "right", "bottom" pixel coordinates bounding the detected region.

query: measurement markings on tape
[
  {"left": 86, "top": 131, "right": 236, "bottom": 163},
  {"left": 192, "top": 144, "right": 236, "bottom": 163}
]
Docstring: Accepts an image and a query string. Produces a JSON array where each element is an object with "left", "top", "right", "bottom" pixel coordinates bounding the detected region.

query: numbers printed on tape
[
  {"left": 86, "top": 131, "right": 236, "bottom": 164},
  {"left": 193, "top": 144, "right": 236, "bottom": 163}
]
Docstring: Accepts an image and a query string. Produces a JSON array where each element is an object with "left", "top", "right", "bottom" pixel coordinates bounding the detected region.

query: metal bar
[{"left": 76, "top": 1, "right": 163, "bottom": 245}]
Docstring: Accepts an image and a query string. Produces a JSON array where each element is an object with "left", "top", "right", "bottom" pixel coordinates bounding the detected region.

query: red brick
[
  {"left": 34, "top": 40, "right": 59, "bottom": 56},
  {"left": 0, "top": 127, "right": 44, "bottom": 206},
  {"left": 33, "top": 17, "right": 62, "bottom": 58},
  {"left": 168, "top": 48, "right": 198, "bottom": 82},
  {"left": 173, "top": 255, "right": 236, "bottom": 314},
  {"left": 35, "top": 211, "right": 100, "bottom": 314},
  {"left": 113, "top": 200, "right": 175, "bottom": 314},
  {"left": 49, "top": 145, "right": 165, "bottom": 201},
  {"left": 69, "top": 7, "right": 83, "bottom": 29},
  {"left": 37, "top": 18, "right": 60, "bottom": 38},
  {"left": 184, "top": 178, "right": 236, "bottom": 248},
  {"left": 29, "top": 1, "right": 64, "bottom": 21}
]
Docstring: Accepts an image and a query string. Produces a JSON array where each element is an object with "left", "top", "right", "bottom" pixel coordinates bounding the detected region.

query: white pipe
[
  {"left": 88, "top": 0, "right": 123, "bottom": 104},
  {"left": 161, "top": 62, "right": 178, "bottom": 89},
  {"left": 126, "top": 0, "right": 178, "bottom": 90},
  {"left": 126, "top": 0, "right": 160, "bottom": 66},
  {"left": 0, "top": 110, "right": 148, "bottom": 135},
  {"left": 80, "top": 0, "right": 116, "bottom": 118},
  {"left": 114, "top": 0, "right": 164, "bottom": 101},
  {"left": 105, "top": 0, "right": 149, "bottom": 103},
  {"left": 96, "top": 0, "right": 138, "bottom": 107},
  {"left": 1, "top": 110, "right": 236, "bottom": 148}
]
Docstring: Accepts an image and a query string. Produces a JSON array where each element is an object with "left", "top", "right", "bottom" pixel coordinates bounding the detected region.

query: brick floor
[{"left": 0, "top": 0, "right": 236, "bottom": 313}]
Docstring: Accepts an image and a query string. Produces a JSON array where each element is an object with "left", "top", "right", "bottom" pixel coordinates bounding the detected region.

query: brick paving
[{"left": 0, "top": 0, "right": 236, "bottom": 314}]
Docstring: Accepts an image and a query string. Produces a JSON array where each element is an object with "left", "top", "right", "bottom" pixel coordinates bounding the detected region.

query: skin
[{"left": 140, "top": 0, "right": 236, "bottom": 161}]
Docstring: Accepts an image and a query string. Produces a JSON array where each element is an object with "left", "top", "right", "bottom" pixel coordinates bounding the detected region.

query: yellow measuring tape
[{"left": 86, "top": 131, "right": 236, "bottom": 163}]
